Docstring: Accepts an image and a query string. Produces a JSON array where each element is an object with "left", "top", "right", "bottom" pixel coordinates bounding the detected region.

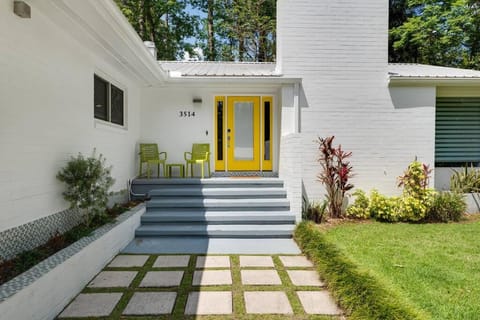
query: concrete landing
[{"left": 122, "top": 237, "right": 301, "bottom": 254}]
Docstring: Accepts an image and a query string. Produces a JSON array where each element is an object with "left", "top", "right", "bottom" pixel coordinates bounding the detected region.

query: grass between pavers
[
  {"left": 59, "top": 254, "right": 340, "bottom": 320},
  {"left": 321, "top": 217, "right": 480, "bottom": 320},
  {"left": 295, "top": 221, "right": 428, "bottom": 320}
]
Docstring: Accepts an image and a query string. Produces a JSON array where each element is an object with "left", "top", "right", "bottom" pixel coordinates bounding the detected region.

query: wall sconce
[
  {"left": 192, "top": 97, "right": 202, "bottom": 106},
  {"left": 14, "top": 1, "right": 31, "bottom": 18}
]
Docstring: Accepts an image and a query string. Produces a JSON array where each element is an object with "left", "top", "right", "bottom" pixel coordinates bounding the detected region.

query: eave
[{"left": 31, "top": 0, "right": 167, "bottom": 87}]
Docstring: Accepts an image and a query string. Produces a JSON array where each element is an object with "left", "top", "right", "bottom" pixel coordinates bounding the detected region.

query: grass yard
[{"left": 323, "top": 216, "right": 480, "bottom": 320}]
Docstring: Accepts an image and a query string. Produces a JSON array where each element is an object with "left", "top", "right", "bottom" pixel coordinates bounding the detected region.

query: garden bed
[{"left": 0, "top": 203, "right": 145, "bottom": 320}]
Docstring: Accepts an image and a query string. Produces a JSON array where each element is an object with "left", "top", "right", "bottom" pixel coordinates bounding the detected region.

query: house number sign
[{"left": 179, "top": 111, "right": 196, "bottom": 118}]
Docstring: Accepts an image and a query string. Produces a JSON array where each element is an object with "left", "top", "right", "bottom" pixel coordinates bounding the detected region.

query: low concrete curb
[{"left": 0, "top": 204, "right": 145, "bottom": 320}]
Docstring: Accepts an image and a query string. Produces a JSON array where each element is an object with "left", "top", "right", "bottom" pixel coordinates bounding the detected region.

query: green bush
[
  {"left": 303, "top": 201, "right": 328, "bottom": 223},
  {"left": 369, "top": 190, "right": 401, "bottom": 222},
  {"left": 425, "top": 192, "right": 466, "bottom": 222},
  {"left": 450, "top": 164, "right": 480, "bottom": 193},
  {"left": 346, "top": 190, "right": 370, "bottom": 219},
  {"left": 57, "top": 150, "right": 114, "bottom": 226}
]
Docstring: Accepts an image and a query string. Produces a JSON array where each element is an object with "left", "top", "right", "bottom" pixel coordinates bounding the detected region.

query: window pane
[
  {"left": 264, "top": 101, "right": 271, "bottom": 161},
  {"left": 217, "top": 100, "right": 224, "bottom": 161},
  {"left": 94, "top": 75, "right": 108, "bottom": 121},
  {"left": 110, "top": 84, "right": 124, "bottom": 126},
  {"left": 234, "top": 101, "right": 254, "bottom": 160}
]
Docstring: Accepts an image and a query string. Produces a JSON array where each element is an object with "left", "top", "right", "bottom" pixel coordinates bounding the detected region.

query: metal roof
[
  {"left": 388, "top": 63, "right": 480, "bottom": 79},
  {"left": 159, "top": 61, "right": 279, "bottom": 77}
]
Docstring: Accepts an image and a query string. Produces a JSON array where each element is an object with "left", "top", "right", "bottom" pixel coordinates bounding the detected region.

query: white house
[{"left": 2, "top": 0, "right": 480, "bottom": 258}]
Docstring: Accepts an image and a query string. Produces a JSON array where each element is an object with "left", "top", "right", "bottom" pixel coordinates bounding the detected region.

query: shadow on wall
[{"left": 389, "top": 86, "right": 436, "bottom": 110}]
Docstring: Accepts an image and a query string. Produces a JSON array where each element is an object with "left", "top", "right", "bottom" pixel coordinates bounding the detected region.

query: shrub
[
  {"left": 369, "top": 190, "right": 400, "bottom": 222},
  {"left": 346, "top": 190, "right": 370, "bottom": 219},
  {"left": 398, "top": 160, "right": 432, "bottom": 198},
  {"left": 450, "top": 164, "right": 480, "bottom": 193},
  {"left": 57, "top": 150, "right": 114, "bottom": 226},
  {"left": 303, "top": 201, "right": 328, "bottom": 223},
  {"left": 317, "top": 136, "right": 354, "bottom": 218},
  {"left": 425, "top": 192, "right": 466, "bottom": 222}
]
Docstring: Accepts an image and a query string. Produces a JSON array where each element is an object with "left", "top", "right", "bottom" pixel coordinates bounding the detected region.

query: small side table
[{"left": 166, "top": 163, "right": 185, "bottom": 178}]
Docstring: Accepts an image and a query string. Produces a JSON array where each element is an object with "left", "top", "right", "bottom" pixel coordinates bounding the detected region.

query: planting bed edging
[{"left": 0, "top": 204, "right": 145, "bottom": 320}]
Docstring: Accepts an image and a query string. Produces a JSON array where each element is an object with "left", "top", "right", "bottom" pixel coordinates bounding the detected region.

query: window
[
  {"left": 435, "top": 97, "right": 480, "bottom": 167},
  {"left": 94, "top": 74, "right": 124, "bottom": 126}
]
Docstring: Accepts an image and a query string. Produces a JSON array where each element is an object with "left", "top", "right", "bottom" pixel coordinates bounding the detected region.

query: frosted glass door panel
[{"left": 234, "top": 102, "right": 254, "bottom": 160}]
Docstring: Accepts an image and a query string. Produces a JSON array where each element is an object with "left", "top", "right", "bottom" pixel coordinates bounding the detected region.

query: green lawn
[{"left": 323, "top": 217, "right": 480, "bottom": 320}]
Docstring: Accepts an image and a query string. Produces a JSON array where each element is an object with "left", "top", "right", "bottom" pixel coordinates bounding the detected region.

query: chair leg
[
  {"left": 208, "top": 161, "right": 211, "bottom": 177},
  {"left": 162, "top": 163, "right": 166, "bottom": 177},
  {"left": 139, "top": 163, "right": 143, "bottom": 177},
  {"left": 201, "top": 163, "right": 204, "bottom": 179},
  {"left": 146, "top": 164, "right": 151, "bottom": 179}
]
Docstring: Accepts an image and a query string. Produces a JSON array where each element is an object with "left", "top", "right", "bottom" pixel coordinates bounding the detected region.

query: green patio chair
[
  {"left": 184, "top": 143, "right": 211, "bottom": 178},
  {"left": 139, "top": 143, "right": 167, "bottom": 178}
]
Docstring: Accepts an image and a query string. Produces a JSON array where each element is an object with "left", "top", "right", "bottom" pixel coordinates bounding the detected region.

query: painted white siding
[
  {"left": 0, "top": 1, "right": 141, "bottom": 232},
  {"left": 141, "top": 85, "right": 281, "bottom": 172},
  {"left": 277, "top": 0, "right": 436, "bottom": 204}
]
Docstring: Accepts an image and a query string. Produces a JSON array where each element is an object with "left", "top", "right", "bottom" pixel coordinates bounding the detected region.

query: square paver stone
[
  {"left": 108, "top": 255, "right": 149, "bottom": 267},
  {"left": 241, "top": 270, "right": 282, "bottom": 285},
  {"left": 192, "top": 270, "right": 232, "bottom": 286},
  {"left": 88, "top": 271, "right": 137, "bottom": 288},
  {"left": 240, "top": 256, "right": 274, "bottom": 267},
  {"left": 196, "top": 256, "right": 230, "bottom": 268},
  {"left": 287, "top": 270, "right": 324, "bottom": 286},
  {"left": 154, "top": 255, "right": 190, "bottom": 268},
  {"left": 123, "top": 292, "right": 176, "bottom": 315},
  {"left": 244, "top": 291, "right": 293, "bottom": 314},
  {"left": 297, "top": 291, "right": 342, "bottom": 315},
  {"left": 58, "top": 293, "right": 122, "bottom": 318},
  {"left": 279, "top": 256, "right": 314, "bottom": 268},
  {"left": 185, "top": 291, "right": 232, "bottom": 315},
  {"left": 140, "top": 271, "right": 184, "bottom": 287}
]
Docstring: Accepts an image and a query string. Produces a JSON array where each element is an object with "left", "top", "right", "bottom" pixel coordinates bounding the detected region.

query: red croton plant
[{"left": 317, "top": 136, "right": 354, "bottom": 218}]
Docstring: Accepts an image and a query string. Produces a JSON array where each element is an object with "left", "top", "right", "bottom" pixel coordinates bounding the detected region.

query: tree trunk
[{"left": 207, "top": 0, "right": 216, "bottom": 60}]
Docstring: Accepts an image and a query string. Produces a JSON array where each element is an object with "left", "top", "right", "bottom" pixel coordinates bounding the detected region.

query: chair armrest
[
  {"left": 184, "top": 152, "right": 192, "bottom": 161},
  {"left": 158, "top": 152, "right": 167, "bottom": 160},
  {"left": 204, "top": 151, "right": 210, "bottom": 160}
]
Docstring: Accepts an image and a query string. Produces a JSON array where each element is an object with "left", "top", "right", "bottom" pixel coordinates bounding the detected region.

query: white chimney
[{"left": 143, "top": 41, "right": 157, "bottom": 59}]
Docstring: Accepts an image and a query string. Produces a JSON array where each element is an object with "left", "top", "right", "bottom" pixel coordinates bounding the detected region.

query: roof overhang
[
  {"left": 389, "top": 76, "right": 480, "bottom": 87},
  {"left": 31, "top": 0, "right": 167, "bottom": 86},
  {"left": 164, "top": 76, "right": 302, "bottom": 87}
]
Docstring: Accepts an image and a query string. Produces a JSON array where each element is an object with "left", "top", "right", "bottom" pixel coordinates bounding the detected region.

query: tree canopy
[
  {"left": 115, "top": 0, "right": 276, "bottom": 61},
  {"left": 389, "top": 0, "right": 480, "bottom": 69}
]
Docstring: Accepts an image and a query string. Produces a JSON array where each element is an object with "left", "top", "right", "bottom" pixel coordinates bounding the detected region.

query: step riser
[
  {"left": 135, "top": 232, "right": 293, "bottom": 239},
  {"left": 141, "top": 220, "right": 295, "bottom": 225},
  {"left": 149, "top": 194, "right": 286, "bottom": 199}
]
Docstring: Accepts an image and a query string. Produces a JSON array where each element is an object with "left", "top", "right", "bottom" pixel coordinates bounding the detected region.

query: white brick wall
[
  {"left": 279, "top": 134, "right": 303, "bottom": 222},
  {"left": 0, "top": 1, "right": 142, "bottom": 232},
  {"left": 277, "top": 0, "right": 436, "bottom": 203}
]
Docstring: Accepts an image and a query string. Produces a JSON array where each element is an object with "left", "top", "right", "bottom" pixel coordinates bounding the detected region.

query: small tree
[
  {"left": 317, "top": 136, "right": 354, "bottom": 218},
  {"left": 57, "top": 150, "right": 114, "bottom": 226}
]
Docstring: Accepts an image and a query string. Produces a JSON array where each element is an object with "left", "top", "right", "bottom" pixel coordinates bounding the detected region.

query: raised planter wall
[
  {"left": 464, "top": 193, "right": 480, "bottom": 214},
  {"left": 0, "top": 204, "right": 145, "bottom": 320}
]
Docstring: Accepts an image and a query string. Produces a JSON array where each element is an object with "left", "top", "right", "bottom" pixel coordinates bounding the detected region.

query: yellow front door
[{"left": 226, "top": 96, "right": 261, "bottom": 171}]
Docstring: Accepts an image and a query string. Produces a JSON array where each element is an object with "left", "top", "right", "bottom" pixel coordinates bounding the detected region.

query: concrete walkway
[{"left": 58, "top": 254, "right": 343, "bottom": 319}]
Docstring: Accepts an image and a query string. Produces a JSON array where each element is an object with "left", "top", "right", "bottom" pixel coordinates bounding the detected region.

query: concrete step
[
  {"left": 148, "top": 187, "right": 287, "bottom": 199},
  {"left": 146, "top": 198, "right": 290, "bottom": 211},
  {"left": 141, "top": 211, "right": 296, "bottom": 224},
  {"left": 131, "top": 178, "right": 284, "bottom": 197},
  {"left": 135, "top": 224, "right": 295, "bottom": 238},
  {"left": 122, "top": 237, "right": 301, "bottom": 254}
]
